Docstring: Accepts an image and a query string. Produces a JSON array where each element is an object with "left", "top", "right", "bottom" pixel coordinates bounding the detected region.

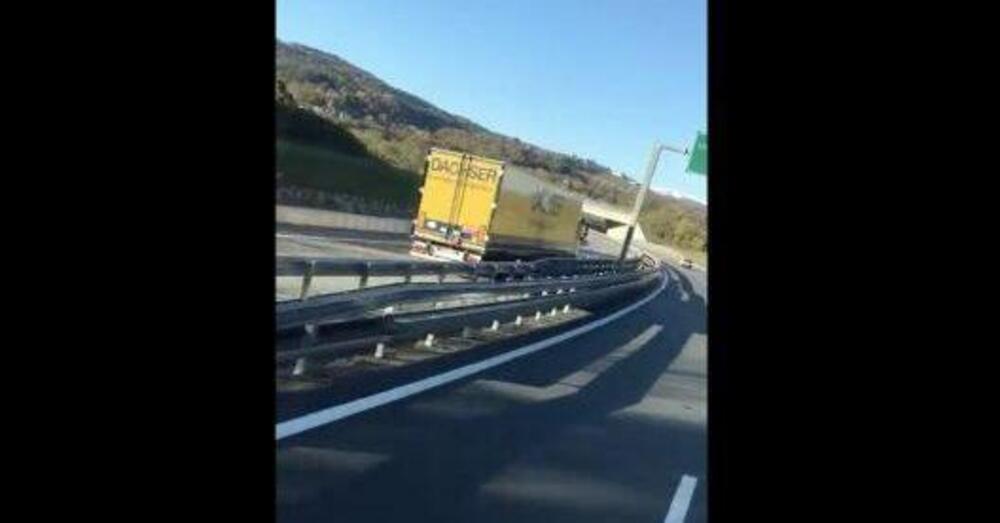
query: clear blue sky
[{"left": 277, "top": 0, "right": 706, "bottom": 203}]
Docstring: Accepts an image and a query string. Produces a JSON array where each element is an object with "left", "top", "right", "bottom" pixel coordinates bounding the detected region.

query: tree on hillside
[
  {"left": 283, "top": 80, "right": 327, "bottom": 107},
  {"left": 275, "top": 79, "right": 295, "bottom": 107},
  {"left": 554, "top": 155, "right": 573, "bottom": 174}
]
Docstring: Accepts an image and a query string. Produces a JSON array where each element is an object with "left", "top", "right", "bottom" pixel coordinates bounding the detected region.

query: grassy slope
[{"left": 276, "top": 138, "right": 420, "bottom": 208}]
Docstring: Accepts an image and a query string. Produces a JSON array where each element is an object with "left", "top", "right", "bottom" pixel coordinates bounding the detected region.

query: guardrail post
[
  {"left": 359, "top": 262, "right": 371, "bottom": 289},
  {"left": 515, "top": 315, "right": 523, "bottom": 326},
  {"left": 291, "top": 323, "right": 318, "bottom": 376},
  {"left": 563, "top": 304, "right": 571, "bottom": 313},
  {"left": 437, "top": 265, "right": 447, "bottom": 283},
  {"left": 535, "top": 311, "right": 542, "bottom": 321},
  {"left": 424, "top": 333, "right": 435, "bottom": 347},
  {"left": 490, "top": 319, "right": 499, "bottom": 331},
  {"left": 376, "top": 308, "right": 394, "bottom": 358},
  {"left": 292, "top": 357, "right": 309, "bottom": 376},
  {"left": 299, "top": 260, "right": 316, "bottom": 300},
  {"left": 549, "top": 307, "right": 558, "bottom": 317},
  {"left": 301, "top": 323, "right": 317, "bottom": 346}
]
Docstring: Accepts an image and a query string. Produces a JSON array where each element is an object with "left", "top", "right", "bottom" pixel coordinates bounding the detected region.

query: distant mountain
[
  {"left": 276, "top": 41, "right": 627, "bottom": 199},
  {"left": 275, "top": 40, "right": 705, "bottom": 253},
  {"left": 277, "top": 42, "right": 487, "bottom": 133}
]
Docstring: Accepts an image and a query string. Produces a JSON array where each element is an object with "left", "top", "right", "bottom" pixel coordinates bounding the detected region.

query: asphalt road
[
  {"left": 276, "top": 224, "right": 415, "bottom": 260},
  {"left": 276, "top": 265, "right": 707, "bottom": 523},
  {"left": 275, "top": 226, "right": 416, "bottom": 300},
  {"left": 275, "top": 224, "right": 633, "bottom": 260}
]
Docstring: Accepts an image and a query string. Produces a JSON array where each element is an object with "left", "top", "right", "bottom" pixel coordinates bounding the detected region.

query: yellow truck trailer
[{"left": 411, "top": 148, "right": 586, "bottom": 263}]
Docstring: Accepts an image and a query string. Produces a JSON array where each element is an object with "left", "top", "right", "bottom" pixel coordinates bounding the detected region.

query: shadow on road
[{"left": 278, "top": 267, "right": 707, "bottom": 523}]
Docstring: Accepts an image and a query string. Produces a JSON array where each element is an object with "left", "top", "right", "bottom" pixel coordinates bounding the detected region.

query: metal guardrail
[
  {"left": 275, "top": 253, "right": 664, "bottom": 375},
  {"left": 277, "top": 255, "right": 652, "bottom": 300},
  {"left": 276, "top": 267, "right": 652, "bottom": 333},
  {"left": 276, "top": 271, "right": 663, "bottom": 367}
]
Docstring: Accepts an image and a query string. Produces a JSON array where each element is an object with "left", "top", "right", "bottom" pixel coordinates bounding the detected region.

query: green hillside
[{"left": 275, "top": 40, "right": 705, "bottom": 253}]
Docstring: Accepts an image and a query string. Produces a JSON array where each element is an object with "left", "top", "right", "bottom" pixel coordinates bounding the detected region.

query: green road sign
[{"left": 686, "top": 132, "right": 707, "bottom": 175}]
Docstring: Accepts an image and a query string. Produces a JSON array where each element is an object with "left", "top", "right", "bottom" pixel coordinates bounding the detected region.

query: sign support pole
[{"left": 618, "top": 142, "right": 686, "bottom": 262}]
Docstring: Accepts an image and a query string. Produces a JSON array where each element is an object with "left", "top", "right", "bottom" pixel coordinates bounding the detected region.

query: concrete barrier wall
[{"left": 276, "top": 205, "right": 411, "bottom": 234}]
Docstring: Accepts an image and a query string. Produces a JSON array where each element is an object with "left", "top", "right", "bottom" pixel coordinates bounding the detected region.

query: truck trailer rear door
[{"left": 413, "top": 149, "right": 504, "bottom": 258}]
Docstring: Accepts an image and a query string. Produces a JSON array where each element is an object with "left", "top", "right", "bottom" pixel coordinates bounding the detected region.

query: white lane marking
[
  {"left": 663, "top": 475, "right": 698, "bottom": 523},
  {"left": 558, "top": 324, "right": 662, "bottom": 389},
  {"left": 275, "top": 272, "right": 669, "bottom": 441}
]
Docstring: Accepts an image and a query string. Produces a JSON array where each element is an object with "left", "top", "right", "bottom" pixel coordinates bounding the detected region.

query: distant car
[{"left": 680, "top": 258, "right": 694, "bottom": 269}]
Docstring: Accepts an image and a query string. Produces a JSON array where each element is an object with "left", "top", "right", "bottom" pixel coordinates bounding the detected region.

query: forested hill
[{"left": 276, "top": 40, "right": 705, "bottom": 254}]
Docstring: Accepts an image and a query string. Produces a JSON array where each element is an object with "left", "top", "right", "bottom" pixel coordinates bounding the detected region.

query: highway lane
[
  {"left": 276, "top": 225, "right": 631, "bottom": 261},
  {"left": 276, "top": 227, "right": 416, "bottom": 300},
  {"left": 276, "top": 265, "right": 707, "bottom": 523},
  {"left": 276, "top": 224, "right": 415, "bottom": 260},
  {"left": 661, "top": 260, "right": 707, "bottom": 304}
]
